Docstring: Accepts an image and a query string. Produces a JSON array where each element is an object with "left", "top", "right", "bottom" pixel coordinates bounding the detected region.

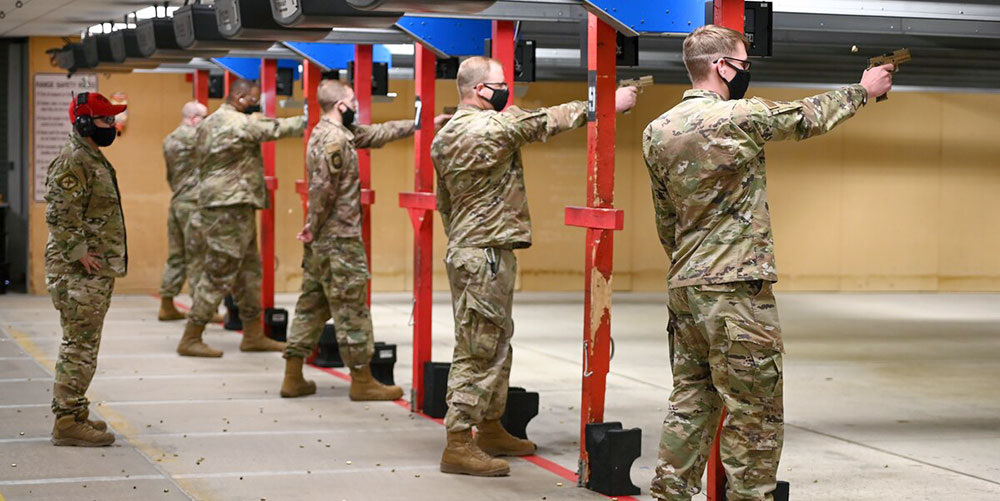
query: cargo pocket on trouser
[
  {"left": 721, "top": 317, "right": 784, "bottom": 497},
  {"left": 460, "top": 289, "right": 506, "bottom": 361}
]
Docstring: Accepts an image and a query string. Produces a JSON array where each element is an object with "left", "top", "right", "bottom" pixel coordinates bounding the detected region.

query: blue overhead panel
[
  {"left": 212, "top": 57, "right": 303, "bottom": 80},
  {"left": 395, "top": 16, "right": 491, "bottom": 58},
  {"left": 213, "top": 57, "right": 261, "bottom": 80},
  {"left": 582, "top": 0, "right": 704, "bottom": 36},
  {"left": 283, "top": 42, "right": 393, "bottom": 71}
]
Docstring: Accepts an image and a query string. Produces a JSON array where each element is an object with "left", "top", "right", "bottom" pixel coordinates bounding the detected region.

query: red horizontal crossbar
[
  {"left": 361, "top": 188, "right": 376, "bottom": 205},
  {"left": 265, "top": 176, "right": 278, "bottom": 192},
  {"left": 295, "top": 179, "right": 307, "bottom": 195},
  {"left": 398, "top": 191, "right": 437, "bottom": 210},
  {"left": 564, "top": 206, "right": 624, "bottom": 231}
]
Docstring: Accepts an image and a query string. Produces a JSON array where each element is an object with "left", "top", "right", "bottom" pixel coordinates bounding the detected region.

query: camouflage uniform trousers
[
  {"left": 158, "top": 200, "right": 197, "bottom": 297},
  {"left": 46, "top": 272, "right": 115, "bottom": 418},
  {"left": 652, "top": 280, "right": 784, "bottom": 501},
  {"left": 187, "top": 204, "right": 262, "bottom": 326},
  {"left": 284, "top": 237, "right": 374, "bottom": 367},
  {"left": 443, "top": 247, "right": 516, "bottom": 432}
]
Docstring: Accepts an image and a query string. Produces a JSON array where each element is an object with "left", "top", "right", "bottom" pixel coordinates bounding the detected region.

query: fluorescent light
[{"left": 384, "top": 44, "right": 414, "bottom": 56}]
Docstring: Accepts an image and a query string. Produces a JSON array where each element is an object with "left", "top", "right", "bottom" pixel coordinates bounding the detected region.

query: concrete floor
[{"left": 1, "top": 291, "right": 999, "bottom": 500}]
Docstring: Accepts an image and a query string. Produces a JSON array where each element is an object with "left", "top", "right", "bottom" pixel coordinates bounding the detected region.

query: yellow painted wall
[{"left": 26, "top": 36, "right": 1000, "bottom": 294}]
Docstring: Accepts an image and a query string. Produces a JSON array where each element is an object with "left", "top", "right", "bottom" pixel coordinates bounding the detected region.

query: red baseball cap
[{"left": 68, "top": 92, "right": 127, "bottom": 122}]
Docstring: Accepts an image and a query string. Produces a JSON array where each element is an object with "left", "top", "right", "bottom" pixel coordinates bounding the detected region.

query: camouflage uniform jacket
[
  {"left": 643, "top": 85, "right": 867, "bottom": 288},
  {"left": 194, "top": 103, "right": 305, "bottom": 209},
  {"left": 306, "top": 117, "right": 415, "bottom": 252},
  {"left": 163, "top": 123, "right": 200, "bottom": 204},
  {"left": 44, "top": 132, "right": 128, "bottom": 277},
  {"left": 432, "top": 101, "right": 587, "bottom": 250}
]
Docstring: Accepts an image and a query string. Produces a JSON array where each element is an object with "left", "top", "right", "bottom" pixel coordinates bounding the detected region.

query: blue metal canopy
[
  {"left": 395, "top": 16, "right": 491, "bottom": 58},
  {"left": 582, "top": 0, "right": 704, "bottom": 36},
  {"left": 283, "top": 42, "right": 393, "bottom": 71},
  {"left": 212, "top": 57, "right": 302, "bottom": 80}
]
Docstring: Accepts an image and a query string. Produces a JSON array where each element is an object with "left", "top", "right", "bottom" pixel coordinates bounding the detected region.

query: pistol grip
[{"left": 876, "top": 93, "right": 889, "bottom": 103}]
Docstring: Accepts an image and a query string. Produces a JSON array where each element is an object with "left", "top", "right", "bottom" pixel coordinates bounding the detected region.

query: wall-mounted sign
[{"left": 33, "top": 73, "right": 98, "bottom": 202}]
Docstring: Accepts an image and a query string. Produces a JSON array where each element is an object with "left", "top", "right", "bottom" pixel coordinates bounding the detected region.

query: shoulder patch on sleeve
[
  {"left": 57, "top": 172, "right": 81, "bottom": 192},
  {"left": 325, "top": 142, "right": 344, "bottom": 171},
  {"left": 750, "top": 97, "right": 801, "bottom": 115}
]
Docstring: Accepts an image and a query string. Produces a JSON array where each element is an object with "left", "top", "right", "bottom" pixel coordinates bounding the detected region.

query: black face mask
[
  {"left": 340, "top": 104, "right": 355, "bottom": 128},
  {"left": 242, "top": 104, "right": 261, "bottom": 115},
  {"left": 483, "top": 84, "right": 509, "bottom": 112},
  {"left": 722, "top": 62, "right": 751, "bottom": 100},
  {"left": 93, "top": 126, "right": 117, "bottom": 147}
]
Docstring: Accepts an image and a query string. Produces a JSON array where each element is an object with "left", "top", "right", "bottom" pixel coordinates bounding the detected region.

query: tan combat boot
[
  {"left": 348, "top": 365, "right": 403, "bottom": 401},
  {"left": 51, "top": 414, "right": 115, "bottom": 447},
  {"left": 80, "top": 409, "right": 107, "bottom": 432},
  {"left": 280, "top": 357, "right": 317, "bottom": 398},
  {"left": 239, "top": 318, "right": 286, "bottom": 352},
  {"left": 475, "top": 419, "right": 537, "bottom": 456},
  {"left": 177, "top": 322, "right": 223, "bottom": 357},
  {"left": 440, "top": 429, "right": 510, "bottom": 476},
  {"left": 158, "top": 296, "right": 186, "bottom": 321}
]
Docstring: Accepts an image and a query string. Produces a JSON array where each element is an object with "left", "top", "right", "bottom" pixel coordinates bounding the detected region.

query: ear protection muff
[{"left": 73, "top": 93, "right": 96, "bottom": 137}]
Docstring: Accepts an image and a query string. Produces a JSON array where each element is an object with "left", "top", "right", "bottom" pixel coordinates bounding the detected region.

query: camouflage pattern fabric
[
  {"left": 47, "top": 273, "right": 115, "bottom": 418},
  {"left": 187, "top": 204, "right": 261, "bottom": 326},
  {"left": 158, "top": 123, "right": 201, "bottom": 297},
  {"left": 432, "top": 101, "right": 587, "bottom": 250},
  {"left": 194, "top": 103, "right": 305, "bottom": 210},
  {"left": 305, "top": 117, "right": 414, "bottom": 245},
  {"left": 183, "top": 209, "right": 206, "bottom": 295},
  {"left": 284, "top": 237, "right": 374, "bottom": 367},
  {"left": 44, "top": 132, "right": 128, "bottom": 277},
  {"left": 163, "top": 123, "right": 200, "bottom": 204},
  {"left": 443, "top": 247, "right": 516, "bottom": 432},
  {"left": 158, "top": 200, "right": 197, "bottom": 297},
  {"left": 642, "top": 86, "right": 867, "bottom": 288},
  {"left": 653, "top": 280, "right": 783, "bottom": 501}
]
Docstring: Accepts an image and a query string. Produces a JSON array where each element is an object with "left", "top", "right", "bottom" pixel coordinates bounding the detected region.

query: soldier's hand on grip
[
  {"left": 434, "top": 113, "right": 453, "bottom": 129},
  {"left": 860, "top": 64, "right": 894, "bottom": 102},
  {"left": 297, "top": 224, "right": 314, "bottom": 244},
  {"left": 79, "top": 252, "right": 102, "bottom": 274},
  {"left": 615, "top": 86, "right": 639, "bottom": 113}
]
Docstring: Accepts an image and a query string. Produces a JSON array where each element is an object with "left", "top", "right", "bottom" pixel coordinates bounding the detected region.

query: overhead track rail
[
  {"left": 172, "top": 3, "right": 274, "bottom": 51},
  {"left": 137, "top": 17, "right": 226, "bottom": 60},
  {"left": 347, "top": 0, "right": 497, "bottom": 14},
  {"left": 270, "top": 0, "right": 403, "bottom": 29},
  {"left": 215, "top": 0, "right": 331, "bottom": 41}
]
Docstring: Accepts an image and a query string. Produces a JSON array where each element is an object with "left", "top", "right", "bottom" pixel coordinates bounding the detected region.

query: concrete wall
[{"left": 25, "top": 37, "right": 1000, "bottom": 294}]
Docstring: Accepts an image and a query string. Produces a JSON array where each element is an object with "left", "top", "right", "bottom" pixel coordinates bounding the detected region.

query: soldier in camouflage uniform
[
  {"left": 178, "top": 79, "right": 305, "bottom": 358},
  {"left": 432, "top": 56, "right": 638, "bottom": 476},
  {"left": 642, "top": 25, "right": 894, "bottom": 501},
  {"left": 157, "top": 101, "right": 209, "bottom": 321},
  {"left": 281, "top": 79, "right": 449, "bottom": 400},
  {"left": 45, "top": 92, "right": 128, "bottom": 446}
]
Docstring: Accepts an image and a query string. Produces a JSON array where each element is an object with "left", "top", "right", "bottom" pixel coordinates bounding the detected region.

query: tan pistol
[
  {"left": 620, "top": 75, "right": 654, "bottom": 92},
  {"left": 867, "top": 48, "right": 910, "bottom": 102}
]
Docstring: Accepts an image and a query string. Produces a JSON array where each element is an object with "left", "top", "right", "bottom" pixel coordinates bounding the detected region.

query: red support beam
[
  {"left": 193, "top": 69, "right": 209, "bottom": 106},
  {"left": 570, "top": 13, "right": 620, "bottom": 485},
  {"left": 491, "top": 20, "right": 515, "bottom": 109},
  {"left": 355, "top": 44, "right": 375, "bottom": 307},
  {"left": 398, "top": 43, "right": 436, "bottom": 412},
  {"left": 224, "top": 70, "right": 235, "bottom": 98},
  {"left": 707, "top": 3, "right": 744, "bottom": 499},
  {"left": 259, "top": 59, "right": 278, "bottom": 335},
  {"left": 297, "top": 60, "right": 323, "bottom": 217}
]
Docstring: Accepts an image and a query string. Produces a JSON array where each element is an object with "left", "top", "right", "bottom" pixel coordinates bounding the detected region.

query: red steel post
[
  {"left": 224, "top": 70, "right": 235, "bottom": 97},
  {"left": 193, "top": 69, "right": 209, "bottom": 106},
  {"left": 575, "top": 13, "right": 618, "bottom": 484},
  {"left": 397, "top": 43, "right": 436, "bottom": 412},
  {"left": 355, "top": 44, "right": 375, "bottom": 306},
  {"left": 491, "top": 20, "right": 515, "bottom": 109},
  {"left": 297, "top": 60, "right": 323, "bottom": 217},
  {"left": 707, "top": 3, "right": 744, "bottom": 499},
  {"left": 260, "top": 59, "right": 278, "bottom": 335}
]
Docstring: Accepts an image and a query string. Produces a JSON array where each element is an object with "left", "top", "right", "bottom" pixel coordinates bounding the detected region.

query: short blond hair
[
  {"left": 457, "top": 56, "right": 501, "bottom": 99},
  {"left": 318, "top": 79, "right": 353, "bottom": 113},
  {"left": 682, "top": 24, "right": 750, "bottom": 83}
]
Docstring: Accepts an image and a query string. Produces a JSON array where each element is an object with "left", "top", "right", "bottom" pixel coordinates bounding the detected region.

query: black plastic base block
[
  {"left": 500, "top": 387, "right": 539, "bottom": 440},
  {"left": 312, "top": 323, "right": 344, "bottom": 368},
  {"left": 265, "top": 307, "right": 288, "bottom": 342},
  {"left": 585, "top": 422, "right": 642, "bottom": 496},
  {"left": 223, "top": 295, "right": 242, "bottom": 331},
  {"left": 422, "top": 361, "right": 451, "bottom": 418},
  {"left": 370, "top": 341, "right": 397, "bottom": 385}
]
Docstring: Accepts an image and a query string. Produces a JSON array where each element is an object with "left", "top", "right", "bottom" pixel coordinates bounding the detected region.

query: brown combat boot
[
  {"left": 440, "top": 429, "right": 510, "bottom": 476},
  {"left": 475, "top": 419, "right": 537, "bottom": 456},
  {"left": 158, "top": 296, "right": 186, "bottom": 321},
  {"left": 80, "top": 409, "right": 107, "bottom": 432},
  {"left": 280, "top": 357, "right": 316, "bottom": 398},
  {"left": 177, "top": 322, "right": 223, "bottom": 357},
  {"left": 239, "top": 317, "right": 286, "bottom": 352},
  {"left": 348, "top": 365, "right": 403, "bottom": 401},
  {"left": 51, "top": 414, "right": 115, "bottom": 447}
]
